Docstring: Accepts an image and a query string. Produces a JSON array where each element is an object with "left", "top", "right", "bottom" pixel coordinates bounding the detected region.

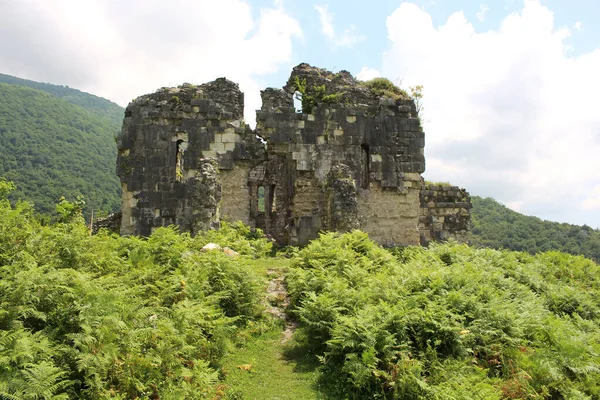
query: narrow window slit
[
  {"left": 257, "top": 186, "right": 265, "bottom": 212},
  {"left": 361, "top": 143, "right": 370, "bottom": 189},
  {"left": 269, "top": 184, "right": 277, "bottom": 213}
]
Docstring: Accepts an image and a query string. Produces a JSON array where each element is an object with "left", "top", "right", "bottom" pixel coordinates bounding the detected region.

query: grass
[
  {"left": 244, "top": 257, "right": 291, "bottom": 276},
  {"left": 221, "top": 327, "right": 320, "bottom": 399}
]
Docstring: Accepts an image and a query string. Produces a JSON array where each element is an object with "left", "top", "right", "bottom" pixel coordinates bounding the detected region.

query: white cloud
[
  {"left": 582, "top": 186, "right": 600, "bottom": 210},
  {"left": 314, "top": 5, "right": 335, "bottom": 41},
  {"left": 0, "top": 0, "right": 302, "bottom": 125},
  {"left": 336, "top": 26, "right": 365, "bottom": 48},
  {"left": 314, "top": 4, "right": 364, "bottom": 48},
  {"left": 505, "top": 201, "right": 524, "bottom": 212},
  {"left": 476, "top": 4, "right": 489, "bottom": 22},
  {"left": 574, "top": 21, "right": 583, "bottom": 32},
  {"left": 383, "top": 1, "right": 600, "bottom": 227},
  {"left": 356, "top": 67, "right": 381, "bottom": 81}
]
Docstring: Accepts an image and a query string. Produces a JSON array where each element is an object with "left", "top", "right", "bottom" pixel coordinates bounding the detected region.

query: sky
[{"left": 1, "top": 0, "right": 599, "bottom": 228}]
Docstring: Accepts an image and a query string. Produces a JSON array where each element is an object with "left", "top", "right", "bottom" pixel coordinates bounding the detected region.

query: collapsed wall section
[{"left": 419, "top": 184, "right": 472, "bottom": 245}]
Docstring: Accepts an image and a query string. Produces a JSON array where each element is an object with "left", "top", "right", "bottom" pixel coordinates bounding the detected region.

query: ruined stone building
[{"left": 116, "top": 64, "right": 471, "bottom": 246}]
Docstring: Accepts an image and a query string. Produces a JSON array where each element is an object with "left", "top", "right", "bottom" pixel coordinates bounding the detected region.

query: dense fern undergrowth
[
  {"left": 0, "top": 179, "right": 272, "bottom": 399},
  {"left": 2, "top": 177, "right": 600, "bottom": 399},
  {"left": 287, "top": 232, "right": 600, "bottom": 399}
]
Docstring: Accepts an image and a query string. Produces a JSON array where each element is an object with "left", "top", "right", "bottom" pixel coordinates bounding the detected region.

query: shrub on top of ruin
[
  {"left": 361, "top": 77, "right": 409, "bottom": 100},
  {"left": 424, "top": 180, "right": 453, "bottom": 188}
]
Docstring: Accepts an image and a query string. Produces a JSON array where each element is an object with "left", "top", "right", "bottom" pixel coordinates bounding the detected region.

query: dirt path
[{"left": 265, "top": 268, "right": 298, "bottom": 343}]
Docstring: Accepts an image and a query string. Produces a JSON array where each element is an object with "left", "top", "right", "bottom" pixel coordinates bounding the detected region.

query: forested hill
[
  {"left": 471, "top": 196, "right": 600, "bottom": 262},
  {"left": 0, "top": 81, "right": 122, "bottom": 215},
  {"left": 0, "top": 73, "right": 123, "bottom": 125}
]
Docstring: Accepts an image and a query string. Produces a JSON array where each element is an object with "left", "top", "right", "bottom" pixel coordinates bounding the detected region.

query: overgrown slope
[
  {"left": 470, "top": 196, "right": 600, "bottom": 262},
  {"left": 0, "top": 81, "right": 121, "bottom": 215},
  {"left": 2, "top": 180, "right": 600, "bottom": 399},
  {"left": 0, "top": 181, "right": 274, "bottom": 399},
  {"left": 287, "top": 231, "right": 600, "bottom": 398}
]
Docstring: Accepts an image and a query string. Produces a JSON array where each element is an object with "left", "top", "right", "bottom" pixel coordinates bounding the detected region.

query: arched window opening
[
  {"left": 175, "top": 139, "right": 186, "bottom": 182},
  {"left": 361, "top": 143, "right": 370, "bottom": 189}
]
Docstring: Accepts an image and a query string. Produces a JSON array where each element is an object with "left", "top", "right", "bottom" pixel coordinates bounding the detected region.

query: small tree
[
  {"left": 410, "top": 85, "right": 424, "bottom": 118},
  {"left": 55, "top": 195, "right": 85, "bottom": 223}
]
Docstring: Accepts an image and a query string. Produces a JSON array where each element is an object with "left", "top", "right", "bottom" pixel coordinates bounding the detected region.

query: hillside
[
  {"left": 470, "top": 196, "right": 600, "bottom": 262},
  {"left": 0, "top": 73, "right": 123, "bottom": 125},
  {"left": 0, "top": 78, "right": 122, "bottom": 215}
]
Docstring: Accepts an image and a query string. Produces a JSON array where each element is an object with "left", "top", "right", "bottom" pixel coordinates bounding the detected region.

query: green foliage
[
  {"left": 471, "top": 196, "right": 600, "bottom": 263},
  {"left": 410, "top": 85, "right": 424, "bottom": 116},
  {"left": 0, "top": 196, "right": 269, "bottom": 399},
  {"left": 360, "top": 77, "right": 409, "bottom": 100},
  {"left": 0, "top": 78, "right": 122, "bottom": 217},
  {"left": 286, "top": 231, "right": 600, "bottom": 399},
  {"left": 293, "top": 77, "right": 343, "bottom": 114},
  {"left": 54, "top": 196, "right": 85, "bottom": 224},
  {"left": 194, "top": 221, "right": 273, "bottom": 258},
  {"left": 4, "top": 180, "right": 600, "bottom": 398},
  {"left": 0, "top": 178, "right": 16, "bottom": 201}
]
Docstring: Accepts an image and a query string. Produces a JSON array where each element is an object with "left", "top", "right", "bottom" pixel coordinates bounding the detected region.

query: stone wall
[
  {"left": 253, "top": 64, "right": 426, "bottom": 245},
  {"left": 116, "top": 79, "right": 264, "bottom": 236},
  {"left": 116, "top": 63, "right": 471, "bottom": 246},
  {"left": 91, "top": 212, "right": 122, "bottom": 235},
  {"left": 419, "top": 184, "right": 472, "bottom": 245}
]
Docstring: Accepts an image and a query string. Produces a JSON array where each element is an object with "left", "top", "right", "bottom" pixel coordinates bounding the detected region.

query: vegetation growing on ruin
[
  {"left": 423, "top": 180, "right": 453, "bottom": 188},
  {"left": 361, "top": 77, "right": 409, "bottom": 100},
  {"left": 470, "top": 196, "right": 600, "bottom": 263},
  {"left": 293, "top": 76, "right": 343, "bottom": 113},
  {"left": 2, "top": 180, "right": 600, "bottom": 399}
]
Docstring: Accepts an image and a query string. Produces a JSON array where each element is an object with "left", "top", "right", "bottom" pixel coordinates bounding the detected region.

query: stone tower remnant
[{"left": 116, "top": 64, "right": 471, "bottom": 246}]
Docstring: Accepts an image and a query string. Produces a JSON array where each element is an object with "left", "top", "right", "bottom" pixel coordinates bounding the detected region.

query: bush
[
  {"left": 360, "top": 77, "right": 409, "bottom": 100},
  {"left": 193, "top": 221, "right": 273, "bottom": 258}
]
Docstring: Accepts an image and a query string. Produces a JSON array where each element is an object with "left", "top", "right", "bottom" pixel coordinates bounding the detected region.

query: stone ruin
[{"left": 116, "top": 63, "right": 471, "bottom": 246}]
